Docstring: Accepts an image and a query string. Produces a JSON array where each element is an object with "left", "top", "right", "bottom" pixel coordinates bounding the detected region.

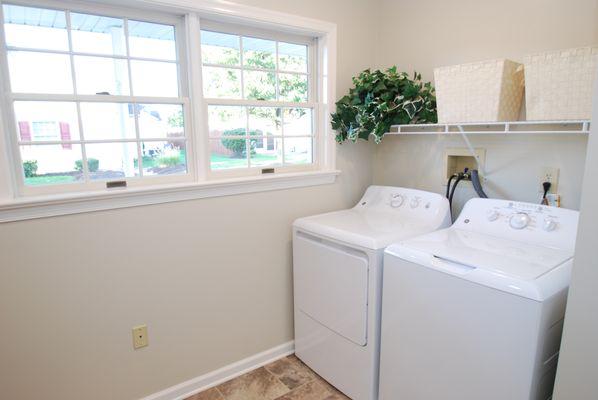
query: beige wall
[
  {"left": 553, "top": 71, "right": 598, "bottom": 400},
  {"left": 0, "top": 1, "right": 376, "bottom": 399},
  {"left": 373, "top": 0, "right": 598, "bottom": 213},
  {"left": 2, "top": 1, "right": 598, "bottom": 399}
]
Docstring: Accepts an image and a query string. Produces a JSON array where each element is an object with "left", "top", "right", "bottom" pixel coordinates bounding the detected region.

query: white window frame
[
  {"left": 0, "top": 0, "right": 338, "bottom": 222},
  {"left": 199, "top": 20, "right": 319, "bottom": 179},
  {"left": 0, "top": 0, "right": 195, "bottom": 197}
]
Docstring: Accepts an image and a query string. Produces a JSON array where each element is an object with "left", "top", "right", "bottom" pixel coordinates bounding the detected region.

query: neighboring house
[{"left": 18, "top": 105, "right": 182, "bottom": 175}]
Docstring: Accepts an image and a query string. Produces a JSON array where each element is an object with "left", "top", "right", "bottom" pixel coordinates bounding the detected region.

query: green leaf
[{"left": 330, "top": 67, "right": 437, "bottom": 143}]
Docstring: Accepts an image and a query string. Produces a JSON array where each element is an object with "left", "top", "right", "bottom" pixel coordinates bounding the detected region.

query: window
[
  {"left": 0, "top": 0, "right": 336, "bottom": 204},
  {"left": 1, "top": 2, "right": 189, "bottom": 192},
  {"left": 200, "top": 25, "right": 317, "bottom": 173}
]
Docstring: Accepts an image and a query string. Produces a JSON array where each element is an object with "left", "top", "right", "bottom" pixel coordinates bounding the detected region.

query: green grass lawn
[
  {"left": 24, "top": 151, "right": 308, "bottom": 185},
  {"left": 136, "top": 150, "right": 187, "bottom": 169},
  {"left": 25, "top": 175, "right": 77, "bottom": 186},
  {"left": 211, "top": 153, "right": 279, "bottom": 169}
]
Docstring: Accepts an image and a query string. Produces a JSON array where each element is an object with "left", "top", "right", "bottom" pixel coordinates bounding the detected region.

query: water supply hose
[{"left": 470, "top": 169, "right": 488, "bottom": 198}]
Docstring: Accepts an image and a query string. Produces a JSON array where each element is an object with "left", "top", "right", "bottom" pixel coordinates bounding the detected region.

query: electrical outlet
[
  {"left": 540, "top": 167, "right": 560, "bottom": 192},
  {"left": 132, "top": 325, "right": 148, "bottom": 349}
]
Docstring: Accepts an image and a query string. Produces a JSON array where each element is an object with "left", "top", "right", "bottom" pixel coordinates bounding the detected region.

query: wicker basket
[
  {"left": 524, "top": 47, "right": 598, "bottom": 121},
  {"left": 434, "top": 59, "right": 524, "bottom": 123}
]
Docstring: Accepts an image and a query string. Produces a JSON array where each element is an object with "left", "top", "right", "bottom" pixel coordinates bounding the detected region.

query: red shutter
[
  {"left": 59, "top": 122, "right": 72, "bottom": 149},
  {"left": 18, "top": 121, "right": 31, "bottom": 142}
]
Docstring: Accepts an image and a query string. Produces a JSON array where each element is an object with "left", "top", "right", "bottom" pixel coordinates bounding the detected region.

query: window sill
[{"left": 0, "top": 170, "right": 340, "bottom": 223}]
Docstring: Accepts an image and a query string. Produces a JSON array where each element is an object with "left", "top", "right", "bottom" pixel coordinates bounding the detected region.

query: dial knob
[
  {"left": 410, "top": 197, "right": 421, "bottom": 208},
  {"left": 543, "top": 217, "right": 558, "bottom": 232},
  {"left": 486, "top": 210, "right": 500, "bottom": 221},
  {"left": 509, "top": 212, "right": 531, "bottom": 230},
  {"left": 390, "top": 194, "right": 404, "bottom": 208}
]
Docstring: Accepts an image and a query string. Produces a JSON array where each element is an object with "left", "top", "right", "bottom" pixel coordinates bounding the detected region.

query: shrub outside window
[{"left": 200, "top": 26, "right": 317, "bottom": 174}]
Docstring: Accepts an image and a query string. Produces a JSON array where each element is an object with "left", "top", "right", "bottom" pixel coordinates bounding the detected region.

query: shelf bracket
[{"left": 457, "top": 125, "right": 486, "bottom": 176}]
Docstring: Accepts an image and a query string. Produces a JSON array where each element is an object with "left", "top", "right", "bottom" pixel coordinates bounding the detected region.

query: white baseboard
[{"left": 141, "top": 341, "right": 295, "bottom": 400}]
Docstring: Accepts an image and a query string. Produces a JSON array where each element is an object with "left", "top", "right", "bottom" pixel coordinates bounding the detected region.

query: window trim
[
  {"left": 0, "top": 0, "right": 195, "bottom": 196},
  {"left": 200, "top": 21, "right": 319, "bottom": 178},
  {"left": 0, "top": 0, "right": 338, "bottom": 221}
]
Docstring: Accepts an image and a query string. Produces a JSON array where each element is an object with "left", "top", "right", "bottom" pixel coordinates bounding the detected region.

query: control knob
[
  {"left": 390, "top": 194, "right": 404, "bottom": 208},
  {"left": 543, "top": 217, "right": 558, "bottom": 232},
  {"left": 410, "top": 197, "right": 421, "bottom": 209},
  {"left": 509, "top": 212, "right": 531, "bottom": 230},
  {"left": 486, "top": 210, "right": 500, "bottom": 221}
]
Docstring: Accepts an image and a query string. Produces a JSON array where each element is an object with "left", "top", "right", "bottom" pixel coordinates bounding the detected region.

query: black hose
[
  {"left": 446, "top": 174, "right": 456, "bottom": 199},
  {"left": 470, "top": 169, "right": 488, "bottom": 198},
  {"left": 448, "top": 174, "right": 465, "bottom": 220}
]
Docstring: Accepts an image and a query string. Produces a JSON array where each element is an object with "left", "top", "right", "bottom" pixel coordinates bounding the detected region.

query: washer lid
[
  {"left": 385, "top": 228, "right": 574, "bottom": 301},
  {"left": 294, "top": 209, "right": 442, "bottom": 250}
]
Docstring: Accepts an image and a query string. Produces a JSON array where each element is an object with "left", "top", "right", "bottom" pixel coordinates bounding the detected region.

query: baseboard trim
[{"left": 141, "top": 341, "right": 295, "bottom": 400}]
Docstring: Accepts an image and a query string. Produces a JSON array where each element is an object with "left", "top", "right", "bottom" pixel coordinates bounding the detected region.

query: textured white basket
[
  {"left": 434, "top": 59, "right": 524, "bottom": 123},
  {"left": 524, "top": 47, "right": 598, "bottom": 121}
]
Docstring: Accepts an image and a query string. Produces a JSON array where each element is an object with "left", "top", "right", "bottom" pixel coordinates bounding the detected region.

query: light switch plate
[{"left": 132, "top": 325, "right": 148, "bottom": 349}]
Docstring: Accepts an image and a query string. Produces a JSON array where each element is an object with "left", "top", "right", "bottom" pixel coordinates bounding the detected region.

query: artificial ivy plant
[{"left": 331, "top": 67, "right": 437, "bottom": 144}]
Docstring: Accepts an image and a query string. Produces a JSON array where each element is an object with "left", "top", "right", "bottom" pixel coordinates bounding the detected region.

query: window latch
[{"left": 106, "top": 180, "right": 127, "bottom": 189}]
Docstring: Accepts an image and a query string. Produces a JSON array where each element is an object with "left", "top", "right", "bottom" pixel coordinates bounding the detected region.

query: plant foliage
[
  {"left": 23, "top": 160, "right": 38, "bottom": 178},
  {"left": 75, "top": 158, "right": 99, "bottom": 172},
  {"left": 331, "top": 67, "right": 437, "bottom": 144},
  {"left": 221, "top": 128, "right": 262, "bottom": 158}
]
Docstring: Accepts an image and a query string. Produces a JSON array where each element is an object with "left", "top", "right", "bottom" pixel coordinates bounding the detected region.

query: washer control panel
[
  {"left": 455, "top": 199, "right": 579, "bottom": 251},
  {"left": 480, "top": 201, "right": 563, "bottom": 232}
]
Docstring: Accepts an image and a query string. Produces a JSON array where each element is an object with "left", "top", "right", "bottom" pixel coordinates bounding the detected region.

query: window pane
[
  {"left": 131, "top": 60, "right": 178, "bottom": 97},
  {"left": 128, "top": 20, "right": 176, "bottom": 61},
  {"left": 20, "top": 144, "right": 82, "bottom": 186},
  {"left": 208, "top": 105, "right": 245, "bottom": 137},
  {"left": 279, "top": 73, "right": 308, "bottom": 102},
  {"left": 283, "top": 108, "right": 313, "bottom": 135},
  {"left": 70, "top": 13, "right": 126, "bottom": 56},
  {"left": 80, "top": 103, "right": 135, "bottom": 140},
  {"left": 210, "top": 138, "right": 248, "bottom": 170},
  {"left": 85, "top": 142, "right": 138, "bottom": 180},
  {"left": 138, "top": 104, "right": 184, "bottom": 139},
  {"left": 8, "top": 51, "right": 73, "bottom": 94},
  {"left": 141, "top": 141, "right": 186, "bottom": 176},
  {"left": 14, "top": 101, "right": 80, "bottom": 142},
  {"left": 278, "top": 42, "right": 307, "bottom": 72},
  {"left": 242, "top": 37, "right": 275, "bottom": 69},
  {"left": 248, "top": 107, "right": 281, "bottom": 136},
  {"left": 251, "top": 137, "right": 282, "bottom": 167},
  {"left": 74, "top": 56, "right": 130, "bottom": 95},
  {"left": 244, "top": 70, "right": 275, "bottom": 101},
  {"left": 3, "top": 5, "right": 68, "bottom": 51},
  {"left": 284, "top": 137, "right": 312, "bottom": 165},
  {"left": 203, "top": 66, "right": 241, "bottom": 99},
  {"left": 201, "top": 30, "right": 240, "bottom": 66}
]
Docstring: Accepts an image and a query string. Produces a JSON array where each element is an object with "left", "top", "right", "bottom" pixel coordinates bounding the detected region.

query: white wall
[
  {"left": 0, "top": 1, "right": 376, "bottom": 399},
  {"left": 553, "top": 73, "right": 598, "bottom": 400},
  {"left": 373, "top": 0, "right": 598, "bottom": 214}
]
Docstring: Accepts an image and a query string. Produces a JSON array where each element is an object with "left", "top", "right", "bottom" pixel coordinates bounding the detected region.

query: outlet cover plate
[
  {"left": 540, "top": 167, "right": 560, "bottom": 193},
  {"left": 132, "top": 325, "right": 148, "bottom": 349}
]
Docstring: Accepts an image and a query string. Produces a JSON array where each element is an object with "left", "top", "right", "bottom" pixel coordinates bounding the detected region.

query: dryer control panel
[
  {"left": 353, "top": 186, "right": 451, "bottom": 228},
  {"left": 454, "top": 198, "right": 579, "bottom": 252}
]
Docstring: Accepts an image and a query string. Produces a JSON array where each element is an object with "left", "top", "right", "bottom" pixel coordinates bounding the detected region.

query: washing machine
[
  {"left": 293, "top": 185, "right": 451, "bottom": 400},
  {"left": 379, "top": 198, "right": 580, "bottom": 400}
]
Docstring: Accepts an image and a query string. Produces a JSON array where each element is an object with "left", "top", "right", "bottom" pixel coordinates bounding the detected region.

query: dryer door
[{"left": 294, "top": 231, "right": 369, "bottom": 346}]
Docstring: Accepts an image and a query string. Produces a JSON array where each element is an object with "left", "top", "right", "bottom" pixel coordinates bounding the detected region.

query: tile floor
[{"left": 185, "top": 355, "right": 350, "bottom": 400}]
